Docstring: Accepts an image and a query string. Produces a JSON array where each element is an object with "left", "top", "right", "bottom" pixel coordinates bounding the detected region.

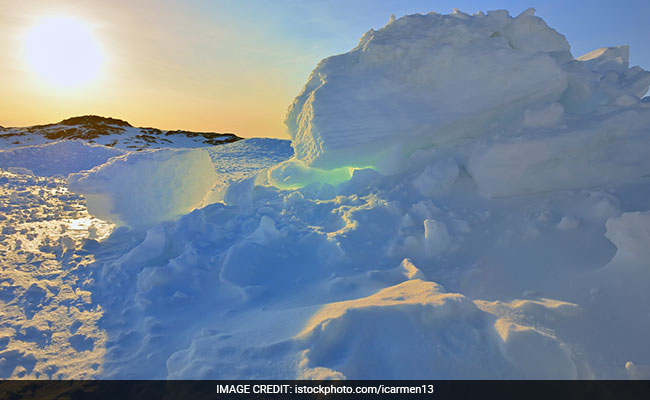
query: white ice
[{"left": 67, "top": 148, "right": 218, "bottom": 230}]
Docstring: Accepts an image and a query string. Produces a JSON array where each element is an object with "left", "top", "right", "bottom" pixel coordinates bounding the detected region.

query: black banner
[{"left": 1, "top": 380, "right": 649, "bottom": 400}]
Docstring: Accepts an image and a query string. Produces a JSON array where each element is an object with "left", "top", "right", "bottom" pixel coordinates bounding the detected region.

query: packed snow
[
  {"left": 2, "top": 8, "right": 650, "bottom": 380},
  {"left": 0, "top": 140, "right": 124, "bottom": 177}
]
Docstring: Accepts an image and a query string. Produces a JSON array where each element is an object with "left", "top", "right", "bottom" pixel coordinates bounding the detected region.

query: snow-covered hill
[{"left": 0, "top": 115, "right": 241, "bottom": 150}]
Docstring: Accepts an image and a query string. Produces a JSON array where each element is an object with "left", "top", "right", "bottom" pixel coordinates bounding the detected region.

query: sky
[{"left": 1, "top": 0, "right": 649, "bottom": 139}]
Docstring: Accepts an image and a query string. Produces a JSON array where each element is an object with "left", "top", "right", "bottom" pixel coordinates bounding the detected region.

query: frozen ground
[{"left": 1, "top": 8, "right": 650, "bottom": 379}]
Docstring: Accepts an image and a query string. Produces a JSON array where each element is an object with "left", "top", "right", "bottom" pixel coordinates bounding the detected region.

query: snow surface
[
  {"left": 0, "top": 140, "right": 124, "bottom": 177},
  {"left": 2, "top": 8, "right": 650, "bottom": 380},
  {"left": 0, "top": 170, "right": 112, "bottom": 378}
]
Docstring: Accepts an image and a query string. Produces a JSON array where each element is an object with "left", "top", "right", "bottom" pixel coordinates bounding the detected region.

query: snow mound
[
  {"left": 0, "top": 140, "right": 124, "bottom": 177},
  {"left": 296, "top": 279, "right": 583, "bottom": 379},
  {"left": 286, "top": 8, "right": 571, "bottom": 172},
  {"left": 604, "top": 211, "right": 650, "bottom": 269},
  {"left": 284, "top": 8, "right": 650, "bottom": 191},
  {"left": 67, "top": 148, "right": 217, "bottom": 230}
]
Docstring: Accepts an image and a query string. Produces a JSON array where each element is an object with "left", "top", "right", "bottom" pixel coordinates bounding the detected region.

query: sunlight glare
[{"left": 24, "top": 15, "right": 104, "bottom": 89}]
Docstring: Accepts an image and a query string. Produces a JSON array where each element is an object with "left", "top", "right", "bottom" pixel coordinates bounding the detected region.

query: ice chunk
[
  {"left": 249, "top": 216, "right": 284, "bottom": 245},
  {"left": 577, "top": 46, "right": 629, "bottom": 74},
  {"left": 556, "top": 216, "right": 580, "bottom": 231},
  {"left": 498, "top": 10, "right": 572, "bottom": 62},
  {"left": 517, "top": 8, "right": 536, "bottom": 18},
  {"left": 604, "top": 211, "right": 650, "bottom": 268},
  {"left": 423, "top": 219, "right": 450, "bottom": 257},
  {"left": 412, "top": 158, "right": 459, "bottom": 197},
  {"left": 620, "top": 66, "right": 650, "bottom": 98},
  {"left": 494, "top": 319, "right": 578, "bottom": 379},
  {"left": 282, "top": 10, "right": 650, "bottom": 186},
  {"left": 397, "top": 258, "right": 425, "bottom": 280},
  {"left": 222, "top": 176, "right": 255, "bottom": 210},
  {"left": 286, "top": 11, "right": 569, "bottom": 171},
  {"left": 467, "top": 108, "right": 650, "bottom": 197},
  {"left": 366, "top": 258, "right": 426, "bottom": 284},
  {"left": 267, "top": 159, "right": 356, "bottom": 190},
  {"left": 67, "top": 148, "right": 217, "bottom": 230}
]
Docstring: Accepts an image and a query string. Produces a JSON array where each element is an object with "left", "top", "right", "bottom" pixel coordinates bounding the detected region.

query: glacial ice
[
  {"left": 285, "top": 8, "right": 650, "bottom": 189},
  {"left": 67, "top": 148, "right": 217, "bottom": 230},
  {"left": 286, "top": 8, "right": 573, "bottom": 172}
]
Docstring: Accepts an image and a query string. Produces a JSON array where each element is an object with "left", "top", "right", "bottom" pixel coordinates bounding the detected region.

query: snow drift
[
  {"left": 295, "top": 278, "right": 587, "bottom": 379},
  {"left": 0, "top": 140, "right": 124, "bottom": 177},
  {"left": 67, "top": 148, "right": 217, "bottom": 229},
  {"left": 283, "top": 8, "right": 650, "bottom": 186}
]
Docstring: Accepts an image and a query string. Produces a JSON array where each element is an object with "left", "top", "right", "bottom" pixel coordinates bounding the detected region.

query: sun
[{"left": 24, "top": 15, "right": 104, "bottom": 89}]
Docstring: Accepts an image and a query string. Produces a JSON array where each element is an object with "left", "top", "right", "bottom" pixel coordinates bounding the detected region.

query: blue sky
[{"left": 203, "top": 0, "right": 650, "bottom": 70}]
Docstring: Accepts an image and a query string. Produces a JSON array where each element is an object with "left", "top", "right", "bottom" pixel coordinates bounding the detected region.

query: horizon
[
  {"left": 2, "top": 0, "right": 649, "bottom": 139},
  {"left": 0, "top": 113, "right": 243, "bottom": 136}
]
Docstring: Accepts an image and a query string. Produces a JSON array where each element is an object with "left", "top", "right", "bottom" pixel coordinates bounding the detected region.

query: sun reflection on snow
[
  {"left": 65, "top": 217, "right": 114, "bottom": 241},
  {"left": 0, "top": 170, "right": 111, "bottom": 378}
]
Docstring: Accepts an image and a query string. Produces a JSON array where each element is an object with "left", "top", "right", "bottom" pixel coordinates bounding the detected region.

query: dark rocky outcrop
[{"left": 1, "top": 115, "right": 243, "bottom": 149}]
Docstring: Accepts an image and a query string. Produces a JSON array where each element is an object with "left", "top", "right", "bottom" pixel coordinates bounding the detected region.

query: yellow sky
[{"left": 0, "top": 1, "right": 320, "bottom": 139}]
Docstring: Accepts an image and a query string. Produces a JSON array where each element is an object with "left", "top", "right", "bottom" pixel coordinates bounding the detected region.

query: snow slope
[{"left": 2, "top": 8, "right": 650, "bottom": 380}]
